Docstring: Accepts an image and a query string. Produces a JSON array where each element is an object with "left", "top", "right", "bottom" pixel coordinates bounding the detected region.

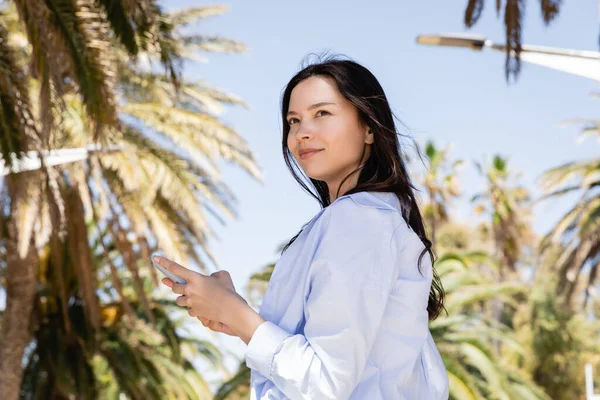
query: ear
[{"left": 365, "top": 128, "right": 374, "bottom": 145}]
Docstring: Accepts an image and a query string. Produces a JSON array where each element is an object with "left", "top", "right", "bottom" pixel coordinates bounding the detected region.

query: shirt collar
[{"left": 336, "top": 191, "right": 400, "bottom": 212}]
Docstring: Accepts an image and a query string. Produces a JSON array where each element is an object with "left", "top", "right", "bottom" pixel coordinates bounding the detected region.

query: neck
[
  {"left": 327, "top": 145, "right": 371, "bottom": 202},
  {"left": 327, "top": 168, "right": 361, "bottom": 202}
]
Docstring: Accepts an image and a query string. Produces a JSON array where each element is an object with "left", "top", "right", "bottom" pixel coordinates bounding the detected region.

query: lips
[{"left": 299, "top": 149, "right": 323, "bottom": 159}]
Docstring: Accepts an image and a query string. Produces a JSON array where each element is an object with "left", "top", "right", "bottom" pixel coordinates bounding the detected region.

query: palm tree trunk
[{"left": 0, "top": 176, "right": 39, "bottom": 400}]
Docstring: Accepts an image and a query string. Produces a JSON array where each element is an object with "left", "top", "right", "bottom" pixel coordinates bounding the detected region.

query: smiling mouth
[{"left": 299, "top": 149, "right": 323, "bottom": 159}]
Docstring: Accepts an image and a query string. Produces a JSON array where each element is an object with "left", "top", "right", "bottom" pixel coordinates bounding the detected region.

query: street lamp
[
  {"left": 416, "top": 33, "right": 600, "bottom": 82},
  {"left": 0, "top": 145, "right": 132, "bottom": 176}
]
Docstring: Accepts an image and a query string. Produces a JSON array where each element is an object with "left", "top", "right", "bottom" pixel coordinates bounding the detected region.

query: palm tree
[
  {"left": 462, "top": 0, "right": 562, "bottom": 82},
  {"left": 20, "top": 239, "right": 223, "bottom": 399},
  {"left": 435, "top": 221, "right": 494, "bottom": 256},
  {"left": 509, "top": 270, "right": 600, "bottom": 400},
  {"left": 0, "top": 3, "right": 261, "bottom": 398},
  {"left": 537, "top": 125, "right": 600, "bottom": 309},
  {"left": 470, "top": 155, "right": 536, "bottom": 343},
  {"left": 415, "top": 141, "right": 462, "bottom": 245},
  {"left": 0, "top": 1, "right": 180, "bottom": 396},
  {"left": 0, "top": 15, "right": 44, "bottom": 398},
  {"left": 472, "top": 155, "right": 535, "bottom": 277},
  {"left": 431, "top": 251, "right": 549, "bottom": 399}
]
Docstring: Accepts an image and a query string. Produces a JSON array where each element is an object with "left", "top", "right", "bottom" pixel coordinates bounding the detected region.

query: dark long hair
[{"left": 279, "top": 54, "right": 445, "bottom": 320}]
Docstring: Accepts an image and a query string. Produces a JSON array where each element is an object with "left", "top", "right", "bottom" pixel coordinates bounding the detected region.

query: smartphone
[{"left": 151, "top": 253, "right": 187, "bottom": 285}]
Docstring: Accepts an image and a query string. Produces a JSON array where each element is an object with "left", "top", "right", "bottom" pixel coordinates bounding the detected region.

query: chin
[
  {"left": 305, "top": 170, "right": 330, "bottom": 182},
  {"left": 298, "top": 162, "right": 333, "bottom": 182},
  {"left": 302, "top": 170, "right": 321, "bottom": 181}
]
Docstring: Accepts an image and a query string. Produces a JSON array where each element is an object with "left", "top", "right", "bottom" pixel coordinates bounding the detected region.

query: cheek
[
  {"left": 325, "top": 142, "right": 357, "bottom": 170},
  {"left": 323, "top": 122, "right": 364, "bottom": 159},
  {"left": 286, "top": 133, "right": 296, "bottom": 152}
]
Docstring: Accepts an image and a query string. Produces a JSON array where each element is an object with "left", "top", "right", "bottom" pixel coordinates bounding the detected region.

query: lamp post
[{"left": 416, "top": 33, "right": 600, "bottom": 82}]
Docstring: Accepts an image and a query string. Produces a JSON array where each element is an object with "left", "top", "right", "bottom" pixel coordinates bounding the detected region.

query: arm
[{"left": 243, "top": 199, "right": 402, "bottom": 400}]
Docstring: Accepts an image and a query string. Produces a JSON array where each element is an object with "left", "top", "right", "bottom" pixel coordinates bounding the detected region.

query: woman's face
[{"left": 286, "top": 75, "right": 373, "bottom": 199}]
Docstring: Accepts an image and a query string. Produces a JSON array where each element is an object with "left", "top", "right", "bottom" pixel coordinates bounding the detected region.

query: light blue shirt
[{"left": 245, "top": 191, "right": 449, "bottom": 400}]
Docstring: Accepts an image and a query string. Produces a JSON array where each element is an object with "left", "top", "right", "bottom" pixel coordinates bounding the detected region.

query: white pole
[
  {"left": 415, "top": 34, "right": 600, "bottom": 83},
  {"left": 586, "top": 363, "right": 600, "bottom": 400},
  {"left": 0, "top": 145, "right": 132, "bottom": 176}
]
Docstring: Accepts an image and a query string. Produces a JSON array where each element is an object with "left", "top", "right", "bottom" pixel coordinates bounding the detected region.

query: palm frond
[
  {"left": 14, "top": 0, "right": 119, "bottom": 138},
  {"left": 122, "top": 102, "right": 262, "bottom": 181},
  {"left": 180, "top": 35, "right": 246, "bottom": 54},
  {"left": 464, "top": 0, "right": 484, "bottom": 28},
  {"left": 65, "top": 183, "right": 102, "bottom": 334},
  {"left": 446, "top": 282, "right": 526, "bottom": 313},
  {"left": 540, "top": 0, "right": 561, "bottom": 24},
  {"left": 0, "top": 19, "right": 39, "bottom": 164},
  {"left": 538, "top": 159, "right": 599, "bottom": 191},
  {"left": 214, "top": 361, "right": 251, "bottom": 400},
  {"left": 97, "top": 0, "right": 139, "bottom": 55},
  {"left": 462, "top": 0, "right": 561, "bottom": 81},
  {"left": 168, "top": 5, "right": 229, "bottom": 27}
]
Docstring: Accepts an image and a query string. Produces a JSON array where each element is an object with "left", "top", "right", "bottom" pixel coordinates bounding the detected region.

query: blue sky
[{"left": 157, "top": 0, "right": 600, "bottom": 375}]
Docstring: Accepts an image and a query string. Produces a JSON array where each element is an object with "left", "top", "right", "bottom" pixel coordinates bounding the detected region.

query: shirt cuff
[{"left": 244, "top": 320, "right": 291, "bottom": 379}]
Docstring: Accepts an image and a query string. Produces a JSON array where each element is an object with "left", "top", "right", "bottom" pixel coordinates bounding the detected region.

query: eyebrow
[{"left": 287, "top": 102, "right": 337, "bottom": 116}]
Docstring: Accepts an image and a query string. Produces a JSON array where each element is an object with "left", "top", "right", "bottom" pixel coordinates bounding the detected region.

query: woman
[{"left": 153, "top": 56, "right": 449, "bottom": 399}]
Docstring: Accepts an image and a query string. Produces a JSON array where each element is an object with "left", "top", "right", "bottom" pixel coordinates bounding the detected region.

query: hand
[
  {"left": 154, "top": 256, "right": 245, "bottom": 324},
  {"left": 161, "top": 271, "right": 242, "bottom": 337},
  {"left": 161, "top": 276, "right": 239, "bottom": 335},
  {"left": 154, "top": 255, "right": 265, "bottom": 345}
]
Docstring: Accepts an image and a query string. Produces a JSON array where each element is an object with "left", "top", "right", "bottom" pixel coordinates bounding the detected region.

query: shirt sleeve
[{"left": 245, "top": 198, "right": 404, "bottom": 400}]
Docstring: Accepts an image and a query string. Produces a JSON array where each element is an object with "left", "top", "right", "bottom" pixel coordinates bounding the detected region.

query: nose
[{"left": 293, "top": 120, "right": 315, "bottom": 142}]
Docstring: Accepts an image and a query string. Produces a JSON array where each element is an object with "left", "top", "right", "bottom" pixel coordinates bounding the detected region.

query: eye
[
  {"left": 316, "top": 110, "right": 330, "bottom": 117},
  {"left": 288, "top": 117, "right": 299, "bottom": 125}
]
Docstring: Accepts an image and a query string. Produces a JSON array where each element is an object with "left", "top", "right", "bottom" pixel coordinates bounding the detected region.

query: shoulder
[
  {"left": 309, "top": 192, "right": 402, "bottom": 252},
  {"left": 307, "top": 192, "right": 406, "bottom": 287},
  {"left": 309, "top": 192, "right": 417, "bottom": 260},
  {"left": 322, "top": 191, "right": 401, "bottom": 233}
]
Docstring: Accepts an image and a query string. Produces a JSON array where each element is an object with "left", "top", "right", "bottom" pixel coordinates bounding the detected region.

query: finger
[
  {"left": 175, "top": 295, "right": 188, "bottom": 307},
  {"left": 152, "top": 256, "right": 198, "bottom": 281},
  {"left": 161, "top": 278, "right": 173, "bottom": 288},
  {"left": 171, "top": 282, "right": 186, "bottom": 295},
  {"left": 211, "top": 270, "right": 235, "bottom": 288},
  {"left": 207, "top": 320, "right": 218, "bottom": 331}
]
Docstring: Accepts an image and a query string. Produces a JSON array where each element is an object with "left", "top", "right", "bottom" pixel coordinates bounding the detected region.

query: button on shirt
[{"left": 244, "top": 191, "right": 449, "bottom": 400}]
